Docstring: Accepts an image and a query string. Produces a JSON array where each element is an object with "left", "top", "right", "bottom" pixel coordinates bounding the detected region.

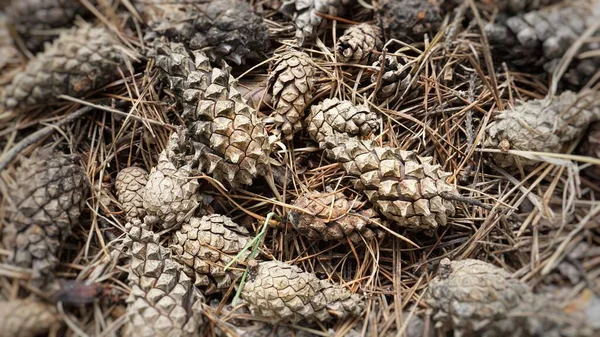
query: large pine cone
[
  {"left": 5, "top": 0, "right": 88, "bottom": 51},
  {"left": 1, "top": 25, "right": 126, "bottom": 111},
  {"left": 425, "top": 258, "right": 593, "bottom": 337},
  {"left": 485, "top": 91, "right": 600, "bottom": 168},
  {"left": 139, "top": 0, "right": 269, "bottom": 64},
  {"left": 123, "top": 219, "right": 203, "bottom": 337},
  {"left": 288, "top": 189, "right": 384, "bottom": 243},
  {"left": 377, "top": 0, "right": 446, "bottom": 42},
  {"left": 2, "top": 149, "right": 89, "bottom": 282},
  {"left": 171, "top": 214, "right": 250, "bottom": 293},
  {"left": 0, "top": 300, "right": 60, "bottom": 337},
  {"left": 578, "top": 121, "right": 600, "bottom": 179},
  {"left": 241, "top": 260, "right": 364, "bottom": 323},
  {"left": 268, "top": 50, "right": 315, "bottom": 140},
  {"left": 279, "top": 0, "right": 355, "bottom": 45},
  {"left": 336, "top": 23, "right": 383, "bottom": 65},
  {"left": 115, "top": 167, "right": 149, "bottom": 222}
]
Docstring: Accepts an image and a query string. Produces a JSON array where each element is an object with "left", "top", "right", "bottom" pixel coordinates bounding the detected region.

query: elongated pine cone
[
  {"left": 288, "top": 189, "right": 384, "bottom": 243},
  {"left": 279, "top": 0, "right": 355, "bottom": 45},
  {"left": 0, "top": 300, "right": 60, "bottom": 337},
  {"left": 268, "top": 50, "right": 315, "bottom": 139},
  {"left": 2, "top": 149, "right": 89, "bottom": 282},
  {"left": 123, "top": 219, "right": 203, "bottom": 337},
  {"left": 116, "top": 167, "right": 149, "bottom": 222},
  {"left": 485, "top": 90, "right": 600, "bottom": 168},
  {"left": 578, "top": 121, "right": 600, "bottom": 179},
  {"left": 241, "top": 260, "right": 364, "bottom": 323},
  {"left": 151, "top": 40, "right": 271, "bottom": 187},
  {"left": 336, "top": 23, "right": 383, "bottom": 65},
  {"left": 139, "top": 0, "right": 269, "bottom": 64},
  {"left": 371, "top": 55, "right": 413, "bottom": 101},
  {"left": 143, "top": 139, "right": 200, "bottom": 230},
  {"left": 5, "top": 0, "right": 88, "bottom": 51},
  {"left": 1, "top": 25, "right": 126, "bottom": 111},
  {"left": 377, "top": 0, "right": 445, "bottom": 41},
  {"left": 425, "top": 258, "right": 593, "bottom": 337},
  {"left": 171, "top": 214, "right": 250, "bottom": 292},
  {"left": 485, "top": 1, "right": 600, "bottom": 85}
]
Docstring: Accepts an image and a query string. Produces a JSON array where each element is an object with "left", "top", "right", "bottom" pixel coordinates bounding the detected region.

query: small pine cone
[
  {"left": 279, "top": 0, "right": 355, "bottom": 45},
  {"left": 268, "top": 50, "right": 316, "bottom": 139},
  {"left": 288, "top": 189, "right": 384, "bottom": 243},
  {"left": 241, "top": 260, "right": 364, "bottom": 323},
  {"left": 0, "top": 300, "right": 60, "bottom": 337},
  {"left": 336, "top": 23, "right": 383, "bottom": 65},
  {"left": 425, "top": 258, "right": 593, "bottom": 337},
  {"left": 2, "top": 149, "right": 89, "bottom": 282},
  {"left": 371, "top": 55, "right": 413, "bottom": 101},
  {"left": 140, "top": 0, "right": 269, "bottom": 65},
  {"left": 485, "top": 1, "right": 600, "bottom": 85},
  {"left": 485, "top": 91, "right": 600, "bottom": 168},
  {"left": 171, "top": 214, "right": 251, "bottom": 293},
  {"left": 5, "top": 0, "right": 88, "bottom": 51},
  {"left": 123, "top": 219, "right": 203, "bottom": 337},
  {"left": 116, "top": 167, "right": 149, "bottom": 222},
  {"left": 377, "top": 0, "right": 445, "bottom": 42},
  {"left": 143, "top": 139, "right": 200, "bottom": 230},
  {"left": 578, "top": 121, "right": 600, "bottom": 179},
  {"left": 1, "top": 25, "right": 126, "bottom": 111},
  {"left": 305, "top": 98, "right": 380, "bottom": 145}
]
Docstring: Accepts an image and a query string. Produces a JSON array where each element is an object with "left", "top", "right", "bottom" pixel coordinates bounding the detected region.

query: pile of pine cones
[{"left": 0, "top": 0, "right": 599, "bottom": 336}]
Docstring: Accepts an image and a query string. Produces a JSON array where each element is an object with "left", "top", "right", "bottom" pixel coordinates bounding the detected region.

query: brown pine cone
[
  {"left": 123, "top": 219, "right": 203, "bottom": 337},
  {"left": 139, "top": 0, "right": 269, "bottom": 65},
  {"left": 241, "top": 260, "right": 364, "bottom": 323},
  {"left": 151, "top": 40, "right": 271, "bottom": 187},
  {"left": 485, "top": 90, "right": 600, "bottom": 168},
  {"left": 371, "top": 54, "right": 413, "bottom": 101},
  {"left": 1, "top": 25, "right": 126, "bottom": 111},
  {"left": 425, "top": 258, "right": 593, "bottom": 337},
  {"left": 115, "top": 167, "right": 149, "bottom": 222},
  {"left": 268, "top": 50, "right": 315, "bottom": 139},
  {"left": 5, "top": 0, "right": 88, "bottom": 51},
  {"left": 288, "top": 189, "right": 384, "bottom": 243},
  {"left": 279, "top": 0, "right": 356, "bottom": 45},
  {"left": 2, "top": 149, "right": 89, "bottom": 282},
  {"left": 377, "top": 0, "right": 446, "bottom": 42},
  {"left": 578, "top": 121, "right": 600, "bottom": 179},
  {"left": 171, "top": 214, "right": 250, "bottom": 293},
  {"left": 0, "top": 300, "right": 60, "bottom": 337},
  {"left": 143, "top": 134, "right": 200, "bottom": 230},
  {"left": 336, "top": 23, "right": 383, "bottom": 65}
]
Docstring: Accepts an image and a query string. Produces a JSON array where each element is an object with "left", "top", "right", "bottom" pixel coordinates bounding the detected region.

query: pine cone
[
  {"left": 171, "top": 214, "right": 251, "bottom": 293},
  {"left": 578, "top": 121, "right": 600, "bottom": 179},
  {"left": 5, "top": 0, "right": 88, "bottom": 51},
  {"left": 2, "top": 149, "right": 89, "bottom": 282},
  {"left": 0, "top": 300, "right": 60, "bottom": 337},
  {"left": 485, "top": 91, "right": 600, "bottom": 168},
  {"left": 151, "top": 40, "right": 271, "bottom": 187},
  {"left": 485, "top": 1, "right": 600, "bottom": 86},
  {"left": 241, "top": 260, "right": 364, "bottom": 323},
  {"left": 307, "top": 100, "right": 457, "bottom": 230},
  {"left": 377, "top": 0, "right": 445, "bottom": 42},
  {"left": 143, "top": 135, "right": 200, "bottom": 230},
  {"left": 123, "top": 219, "right": 203, "bottom": 337},
  {"left": 139, "top": 0, "right": 269, "bottom": 65},
  {"left": 268, "top": 50, "right": 316, "bottom": 139},
  {"left": 371, "top": 55, "right": 413, "bottom": 101},
  {"left": 279, "top": 0, "right": 355, "bottom": 45},
  {"left": 336, "top": 23, "right": 383, "bottom": 65},
  {"left": 1, "top": 25, "right": 126, "bottom": 111},
  {"left": 288, "top": 189, "right": 384, "bottom": 243},
  {"left": 425, "top": 258, "right": 593, "bottom": 337},
  {"left": 116, "top": 167, "right": 149, "bottom": 222}
]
